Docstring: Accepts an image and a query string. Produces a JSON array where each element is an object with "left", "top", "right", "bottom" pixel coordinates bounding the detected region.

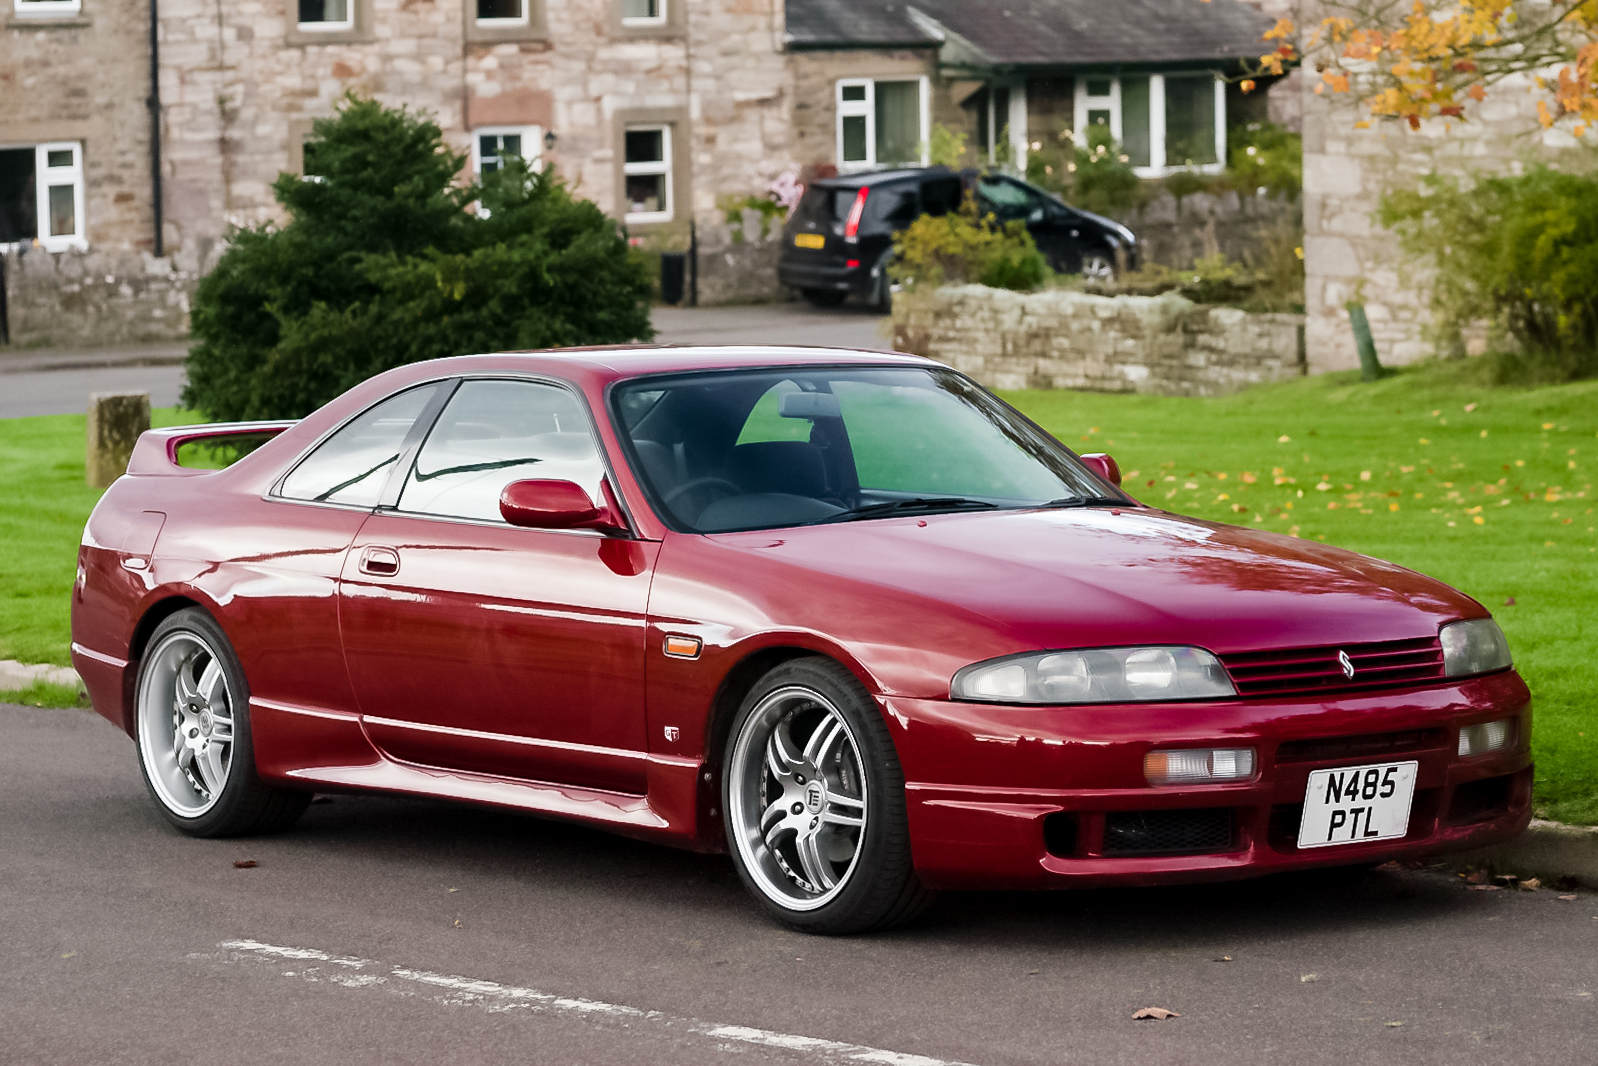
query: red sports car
[{"left": 72, "top": 347, "right": 1531, "bottom": 933}]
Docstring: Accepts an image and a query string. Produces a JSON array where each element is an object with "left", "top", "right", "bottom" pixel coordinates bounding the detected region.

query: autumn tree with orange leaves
[{"left": 1213, "top": 0, "right": 1598, "bottom": 135}]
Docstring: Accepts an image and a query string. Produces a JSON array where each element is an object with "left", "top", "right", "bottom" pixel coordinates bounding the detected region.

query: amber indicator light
[{"left": 663, "top": 635, "right": 703, "bottom": 659}]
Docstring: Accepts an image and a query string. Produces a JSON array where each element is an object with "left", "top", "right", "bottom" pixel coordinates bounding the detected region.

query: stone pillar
[{"left": 87, "top": 392, "right": 151, "bottom": 488}]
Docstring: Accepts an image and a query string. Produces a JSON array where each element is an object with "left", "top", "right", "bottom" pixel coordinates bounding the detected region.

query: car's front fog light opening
[
  {"left": 1458, "top": 718, "right": 1515, "bottom": 758},
  {"left": 1144, "top": 748, "right": 1256, "bottom": 787}
]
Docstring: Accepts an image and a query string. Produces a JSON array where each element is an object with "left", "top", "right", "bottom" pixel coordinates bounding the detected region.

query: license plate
[
  {"left": 793, "top": 233, "right": 826, "bottom": 249},
  {"left": 1297, "top": 760, "right": 1418, "bottom": 849}
]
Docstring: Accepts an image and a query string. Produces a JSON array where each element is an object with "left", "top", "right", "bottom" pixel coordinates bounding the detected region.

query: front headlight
[
  {"left": 951, "top": 646, "right": 1236, "bottom": 705},
  {"left": 1440, "top": 618, "right": 1512, "bottom": 678}
]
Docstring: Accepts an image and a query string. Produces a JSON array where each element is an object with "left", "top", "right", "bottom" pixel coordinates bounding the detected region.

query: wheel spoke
[
  {"left": 197, "top": 742, "right": 227, "bottom": 796},
  {"left": 802, "top": 717, "right": 842, "bottom": 765},
  {"left": 760, "top": 797, "right": 789, "bottom": 835},
  {"left": 190, "top": 743, "right": 219, "bottom": 795},
  {"left": 822, "top": 810, "right": 864, "bottom": 829},
  {"left": 175, "top": 742, "right": 195, "bottom": 773},
  {"left": 174, "top": 658, "right": 201, "bottom": 704},
  {"left": 172, "top": 725, "right": 187, "bottom": 761},
  {"left": 210, "top": 714, "right": 234, "bottom": 744},
  {"left": 763, "top": 816, "right": 794, "bottom": 852},
  {"left": 766, "top": 721, "right": 802, "bottom": 780},
  {"left": 197, "top": 659, "right": 224, "bottom": 705},
  {"left": 794, "top": 825, "right": 836, "bottom": 890}
]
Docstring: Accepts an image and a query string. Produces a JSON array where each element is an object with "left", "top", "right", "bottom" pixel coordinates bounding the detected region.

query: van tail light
[{"left": 843, "top": 187, "right": 869, "bottom": 242}]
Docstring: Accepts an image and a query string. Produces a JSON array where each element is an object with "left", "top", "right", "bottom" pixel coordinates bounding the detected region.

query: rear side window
[
  {"left": 396, "top": 379, "right": 607, "bottom": 524},
  {"left": 870, "top": 187, "right": 920, "bottom": 228},
  {"left": 920, "top": 177, "right": 963, "bottom": 217},
  {"left": 278, "top": 384, "right": 442, "bottom": 507}
]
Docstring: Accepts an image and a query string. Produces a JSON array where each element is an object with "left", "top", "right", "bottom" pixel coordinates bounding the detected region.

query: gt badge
[{"left": 663, "top": 726, "right": 680, "bottom": 742}]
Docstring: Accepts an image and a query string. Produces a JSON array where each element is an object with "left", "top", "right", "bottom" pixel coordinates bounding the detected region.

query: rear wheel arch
[{"left": 122, "top": 595, "right": 204, "bottom": 732}]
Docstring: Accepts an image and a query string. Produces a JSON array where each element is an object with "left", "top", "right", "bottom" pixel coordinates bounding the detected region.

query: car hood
[{"left": 709, "top": 506, "right": 1482, "bottom": 656}]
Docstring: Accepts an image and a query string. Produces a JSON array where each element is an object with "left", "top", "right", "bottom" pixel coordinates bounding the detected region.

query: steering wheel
[{"left": 662, "top": 476, "right": 742, "bottom": 507}]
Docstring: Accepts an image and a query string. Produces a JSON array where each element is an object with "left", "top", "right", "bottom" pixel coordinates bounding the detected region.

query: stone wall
[
  {"left": 892, "top": 284, "right": 1304, "bottom": 397},
  {"left": 1, "top": 245, "right": 212, "bottom": 349},
  {"left": 1109, "top": 188, "right": 1299, "bottom": 272},
  {"left": 1298, "top": 5, "right": 1587, "bottom": 371}
]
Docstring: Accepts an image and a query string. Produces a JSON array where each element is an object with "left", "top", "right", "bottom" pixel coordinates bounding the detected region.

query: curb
[
  {"left": 1450, "top": 819, "right": 1598, "bottom": 888},
  {"left": 0, "top": 347, "right": 187, "bottom": 375},
  {"left": 2, "top": 656, "right": 1595, "bottom": 889},
  {"left": 0, "top": 660, "right": 82, "bottom": 691}
]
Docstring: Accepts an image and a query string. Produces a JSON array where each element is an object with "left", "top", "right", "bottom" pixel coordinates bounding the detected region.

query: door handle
[{"left": 358, "top": 546, "right": 400, "bottom": 576}]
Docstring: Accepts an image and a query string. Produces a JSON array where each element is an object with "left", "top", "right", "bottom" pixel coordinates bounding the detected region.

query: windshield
[{"left": 611, "top": 366, "right": 1121, "bottom": 533}]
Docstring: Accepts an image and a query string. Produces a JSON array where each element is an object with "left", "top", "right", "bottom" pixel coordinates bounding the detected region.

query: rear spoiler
[{"left": 125, "top": 421, "right": 298, "bottom": 476}]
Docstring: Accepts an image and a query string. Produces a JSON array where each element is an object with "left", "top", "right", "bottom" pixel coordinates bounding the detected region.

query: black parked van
[{"left": 777, "top": 166, "right": 1138, "bottom": 309}]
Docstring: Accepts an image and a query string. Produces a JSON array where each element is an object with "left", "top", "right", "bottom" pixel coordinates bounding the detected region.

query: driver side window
[
  {"left": 396, "top": 379, "right": 606, "bottom": 524},
  {"left": 975, "top": 176, "right": 1044, "bottom": 223}
]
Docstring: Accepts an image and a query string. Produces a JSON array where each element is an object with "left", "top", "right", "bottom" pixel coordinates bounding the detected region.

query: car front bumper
[{"left": 884, "top": 670, "right": 1533, "bottom": 890}]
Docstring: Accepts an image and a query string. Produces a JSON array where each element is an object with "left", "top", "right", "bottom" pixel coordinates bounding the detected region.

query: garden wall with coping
[{"left": 892, "top": 285, "right": 1305, "bottom": 397}]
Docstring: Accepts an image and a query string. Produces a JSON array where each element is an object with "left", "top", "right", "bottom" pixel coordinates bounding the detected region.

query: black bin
[{"left": 659, "top": 252, "right": 686, "bottom": 305}]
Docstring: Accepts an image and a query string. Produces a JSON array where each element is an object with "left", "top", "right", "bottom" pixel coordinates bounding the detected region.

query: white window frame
[
  {"left": 12, "top": 0, "right": 82, "bottom": 17},
  {"left": 297, "top": 0, "right": 355, "bottom": 32},
  {"left": 471, "top": 125, "right": 543, "bottom": 177},
  {"left": 622, "top": 125, "right": 672, "bottom": 225},
  {"left": 834, "top": 77, "right": 930, "bottom": 173},
  {"left": 619, "top": 0, "right": 665, "bottom": 27},
  {"left": 30, "top": 142, "right": 87, "bottom": 253},
  {"left": 1073, "top": 72, "right": 1226, "bottom": 178},
  {"left": 984, "top": 79, "right": 1029, "bottom": 171},
  {"left": 473, "top": 0, "right": 528, "bottom": 28}
]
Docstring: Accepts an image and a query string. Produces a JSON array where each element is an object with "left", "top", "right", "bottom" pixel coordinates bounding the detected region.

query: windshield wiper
[
  {"left": 1039, "top": 495, "right": 1126, "bottom": 509},
  {"left": 811, "top": 497, "right": 1000, "bottom": 525}
]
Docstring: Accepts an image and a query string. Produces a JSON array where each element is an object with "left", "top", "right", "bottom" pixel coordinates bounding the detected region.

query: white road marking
[{"left": 217, "top": 939, "right": 979, "bottom": 1066}]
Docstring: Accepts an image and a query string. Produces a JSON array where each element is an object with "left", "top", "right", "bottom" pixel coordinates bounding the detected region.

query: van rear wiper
[{"left": 811, "top": 497, "right": 999, "bottom": 524}]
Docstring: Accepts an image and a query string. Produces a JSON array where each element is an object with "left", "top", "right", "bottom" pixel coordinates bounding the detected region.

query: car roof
[
  {"left": 810, "top": 166, "right": 956, "bottom": 189},
  {"left": 377, "top": 345, "right": 942, "bottom": 388}
]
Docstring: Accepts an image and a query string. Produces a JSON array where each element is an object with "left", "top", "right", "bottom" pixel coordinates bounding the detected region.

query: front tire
[
  {"left": 133, "top": 608, "right": 309, "bottom": 837},
  {"left": 722, "top": 658, "right": 932, "bottom": 934}
]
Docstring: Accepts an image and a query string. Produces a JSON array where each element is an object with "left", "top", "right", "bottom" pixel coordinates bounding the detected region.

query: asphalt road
[
  {"left": 3, "top": 702, "right": 1595, "bottom": 1066},
  {"left": 0, "top": 304, "right": 890, "bottom": 419}
]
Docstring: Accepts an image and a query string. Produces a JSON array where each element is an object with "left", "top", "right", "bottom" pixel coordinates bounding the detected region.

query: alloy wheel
[
  {"left": 137, "top": 631, "right": 236, "bottom": 817},
  {"left": 727, "top": 685, "right": 869, "bottom": 911}
]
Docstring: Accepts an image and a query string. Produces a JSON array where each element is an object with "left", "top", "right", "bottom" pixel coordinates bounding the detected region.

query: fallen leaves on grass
[
  {"left": 1132, "top": 1007, "right": 1180, "bottom": 1020},
  {"left": 1558, "top": 894, "right": 1578, "bottom": 901},
  {"left": 233, "top": 860, "right": 258, "bottom": 869},
  {"left": 1517, "top": 877, "right": 1542, "bottom": 891},
  {"left": 1467, "top": 884, "right": 1502, "bottom": 891}
]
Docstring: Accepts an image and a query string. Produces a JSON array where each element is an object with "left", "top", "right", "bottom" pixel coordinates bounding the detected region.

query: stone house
[
  {"left": 783, "top": 0, "right": 1281, "bottom": 179},
  {"left": 2, "top": 0, "right": 1286, "bottom": 349}
]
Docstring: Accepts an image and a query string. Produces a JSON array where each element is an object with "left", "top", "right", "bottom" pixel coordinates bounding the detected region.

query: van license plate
[
  {"left": 1297, "top": 760, "right": 1418, "bottom": 849},
  {"left": 793, "top": 233, "right": 826, "bottom": 249}
]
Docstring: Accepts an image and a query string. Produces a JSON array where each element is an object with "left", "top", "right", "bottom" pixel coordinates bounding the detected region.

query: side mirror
[
  {"left": 1079, "top": 452, "right": 1122, "bottom": 487},
  {"left": 500, "top": 479, "right": 627, "bottom": 534}
]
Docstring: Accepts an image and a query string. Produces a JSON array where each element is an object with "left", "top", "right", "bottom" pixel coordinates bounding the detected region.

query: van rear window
[{"left": 799, "top": 186, "right": 856, "bottom": 222}]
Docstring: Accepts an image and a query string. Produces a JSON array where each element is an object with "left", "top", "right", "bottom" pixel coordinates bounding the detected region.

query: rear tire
[
  {"left": 801, "top": 288, "right": 849, "bottom": 308},
  {"left": 722, "top": 657, "right": 933, "bottom": 934},
  {"left": 133, "top": 608, "right": 310, "bottom": 837}
]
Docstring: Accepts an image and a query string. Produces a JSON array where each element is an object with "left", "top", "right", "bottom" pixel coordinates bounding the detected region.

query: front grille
[
  {"left": 1222, "top": 637, "right": 1445, "bottom": 698},
  {"left": 1276, "top": 728, "right": 1447, "bottom": 764},
  {"left": 1102, "top": 809, "right": 1234, "bottom": 856}
]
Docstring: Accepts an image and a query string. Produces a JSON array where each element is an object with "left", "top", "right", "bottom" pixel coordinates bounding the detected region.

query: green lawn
[{"left": 2, "top": 363, "right": 1594, "bottom": 822}]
